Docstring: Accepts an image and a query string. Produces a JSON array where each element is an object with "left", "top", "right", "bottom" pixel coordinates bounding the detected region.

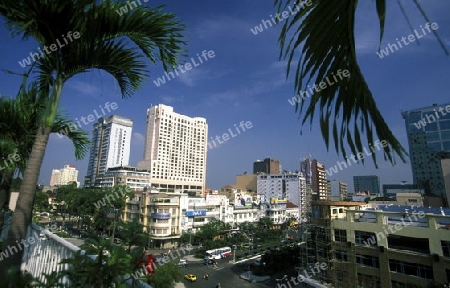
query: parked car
[
  {"left": 253, "top": 258, "right": 262, "bottom": 266},
  {"left": 184, "top": 273, "right": 197, "bottom": 282},
  {"left": 178, "top": 259, "right": 188, "bottom": 267}
]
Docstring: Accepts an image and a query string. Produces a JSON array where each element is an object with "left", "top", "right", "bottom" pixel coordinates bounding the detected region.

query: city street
[{"left": 180, "top": 258, "right": 268, "bottom": 288}]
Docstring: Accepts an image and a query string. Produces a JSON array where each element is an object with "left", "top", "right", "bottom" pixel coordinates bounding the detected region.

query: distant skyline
[{"left": 1, "top": 1, "right": 449, "bottom": 193}]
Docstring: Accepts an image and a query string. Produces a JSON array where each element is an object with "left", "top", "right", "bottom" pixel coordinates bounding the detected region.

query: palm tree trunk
[
  {"left": 0, "top": 125, "right": 52, "bottom": 276},
  {"left": 0, "top": 170, "right": 13, "bottom": 237}
]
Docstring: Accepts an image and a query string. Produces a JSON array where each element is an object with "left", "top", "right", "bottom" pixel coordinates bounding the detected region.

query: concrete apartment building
[
  {"left": 50, "top": 164, "right": 79, "bottom": 187},
  {"left": 396, "top": 193, "right": 424, "bottom": 206},
  {"left": 84, "top": 115, "right": 133, "bottom": 187},
  {"left": 300, "top": 202, "right": 450, "bottom": 287},
  {"left": 137, "top": 104, "right": 208, "bottom": 196},
  {"left": 93, "top": 166, "right": 151, "bottom": 191},
  {"left": 123, "top": 190, "right": 183, "bottom": 249},
  {"left": 257, "top": 172, "right": 308, "bottom": 223},
  {"left": 123, "top": 190, "right": 235, "bottom": 248}
]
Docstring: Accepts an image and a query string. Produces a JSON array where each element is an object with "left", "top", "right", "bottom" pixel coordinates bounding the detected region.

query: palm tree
[
  {"left": 275, "top": 0, "right": 448, "bottom": 166},
  {"left": 0, "top": 77, "right": 89, "bottom": 238},
  {"left": 0, "top": 0, "right": 186, "bottom": 273}
]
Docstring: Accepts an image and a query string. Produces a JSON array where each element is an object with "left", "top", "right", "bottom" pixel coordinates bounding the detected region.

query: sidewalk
[
  {"left": 144, "top": 247, "right": 203, "bottom": 262},
  {"left": 184, "top": 254, "right": 203, "bottom": 262},
  {"left": 240, "top": 272, "right": 270, "bottom": 283}
]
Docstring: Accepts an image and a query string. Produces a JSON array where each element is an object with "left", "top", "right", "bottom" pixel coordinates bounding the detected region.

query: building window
[
  {"left": 334, "top": 229, "right": 347, "bottom": 242},
  {"left": 356, "top": 254, "right": 380, "bottom": 268},
  {"left": 387, "top": 235, "right": 430, "bottom": 254},
  {"left": 442, "top": 241, "right": 450, "bottom": 257},
  {"left": 355, "top": 231, "right": 377, "bottom": 246},
  {"left": 389, "top": 259, "right": 433, "bottom": 279}
]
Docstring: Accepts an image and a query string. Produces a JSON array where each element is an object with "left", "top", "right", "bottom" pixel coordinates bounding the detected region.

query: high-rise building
[
  {"left": 49, "top": 165, "right": 79, "bottom": 187},
  {"left": 401, "top": 103, "right": 450, "bottom": 204},
  {"left": 253, "top": 158, "right": 281, "bottom": 174},
  {"left": 84, "top": 115, "right": 133, "bottom": 187},
  {"left": 137, "top": 104, "right": 208, "bottom": 195},
  {"left": 300, "top": 157, "right": 328, "bottom": 200},
  {"left": 353, "top": 175, "right": 380, "bottom": 195},
  {"left": 257, "top": 172, "right": 308, "bottom": 222}
]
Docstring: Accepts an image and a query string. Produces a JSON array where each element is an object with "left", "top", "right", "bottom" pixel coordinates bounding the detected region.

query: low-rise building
[
  {"left": 301, "top": 201, "right": 450, "bottom": 287},
  {"left": 396, "top": 192, "right": 424, "bottom": 206},
  {"left": 90, "top": 166, "right": 151, "bottom": 191}
]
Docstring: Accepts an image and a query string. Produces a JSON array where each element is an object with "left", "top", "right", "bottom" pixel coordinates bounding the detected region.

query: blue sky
[{"left": 0, "top": 0, "right": 449, "bottom": 193}]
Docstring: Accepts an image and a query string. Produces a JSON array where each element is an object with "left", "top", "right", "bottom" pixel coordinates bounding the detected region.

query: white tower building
[
  {"left": 137, "top": 104, "right": 208, "bottom": 195},
  {"left": 84, "top": 115, "right": 133, "bottom": 187}
]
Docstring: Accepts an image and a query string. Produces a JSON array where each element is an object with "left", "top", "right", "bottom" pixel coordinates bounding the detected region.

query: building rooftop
[
  {"left": 364, "top": 204, "right": 450, "bottom": 215},
  {"left": 311, "top": 201, "right": 366, "bottom": 206}
]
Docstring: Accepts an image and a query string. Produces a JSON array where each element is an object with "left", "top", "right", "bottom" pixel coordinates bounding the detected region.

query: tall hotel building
[
  {"left": 401, "top": 103, "right": 450, "bottom": 205},
  {"left": 50, "top": 164, "right": 79, "bottom": 187},
  {"left": 137, "top": 104, "right": 208, "bottom": 195},
  {"left": 84, "top": 115, "right": 133, "bottom": 187},
  {"left": 300, "top": 156, "right": 328, "bottom": 200}
]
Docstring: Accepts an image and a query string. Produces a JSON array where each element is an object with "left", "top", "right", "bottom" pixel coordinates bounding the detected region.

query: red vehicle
[{"left": 137, "top": 253, "right": 157, "bottom": 274}]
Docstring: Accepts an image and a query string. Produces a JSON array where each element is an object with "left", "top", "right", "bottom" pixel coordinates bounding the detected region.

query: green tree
[
  {"left": 144, "top": 262, "right": 182, "bottom": 288},
  {"left": 258, "top": 217, "right": 274, "bottom": 229},
  {"left": 198, "top": 218, "right": 230, "bottom": 241},
  {"left": 0, "top": 79, "right": 89, "bottom": 240},
  {"left": 118, "top": 218, "right": 150, "bottom": 253},
  {"left": 62, "top": 238, "right": 133, "bottom": 288},
  {"left": 239, "top": 221, "right": 257, "bottom": 233},
  {"left": 275, "top": 0, "right": 447, "bottom": 166},
  {"left": 0, "top": 0, "right": 185, "bottom": 274},
  {"left": 33, "top": 191, "right": 50, "bottom": 213}
]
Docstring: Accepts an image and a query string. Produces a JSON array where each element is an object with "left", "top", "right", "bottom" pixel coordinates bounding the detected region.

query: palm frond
[
  {"left": 0, "top": 0, "right": 186, "bottom": 100},
  {"left": 51, "top": 112, "right": 90, "bottom": 160},
  {"left": 276, "top": 0, "right": 408, "bottom": 167}
]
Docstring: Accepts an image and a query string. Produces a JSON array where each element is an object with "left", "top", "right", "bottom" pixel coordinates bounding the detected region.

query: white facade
[
  {"left": 49, "top": 165, "right": 78, "bottom": 186},
  {"left": 137, "top": 104, "right": 208, "bottom": 194},
  {"left": 257, "top": 172, "right": 307, "bottom": 221},
  {"left": 179, "top": 195, "right": 230, "bottom": 233},
  {"left": 85, "top": 115, "right": 133, "bottom": 187},
  {"left": 95, "top": 167, "right": 151, "bottom": 191}
]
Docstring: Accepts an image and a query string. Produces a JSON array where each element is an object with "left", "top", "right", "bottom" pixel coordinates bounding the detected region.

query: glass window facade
[{"left": 401, "top": 103, "right": 450, "bottom": 198}]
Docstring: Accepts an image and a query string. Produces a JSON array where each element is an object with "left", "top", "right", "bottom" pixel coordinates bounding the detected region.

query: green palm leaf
[{"left": 276, "top": 0, "right": 408, "bottom": 167}]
